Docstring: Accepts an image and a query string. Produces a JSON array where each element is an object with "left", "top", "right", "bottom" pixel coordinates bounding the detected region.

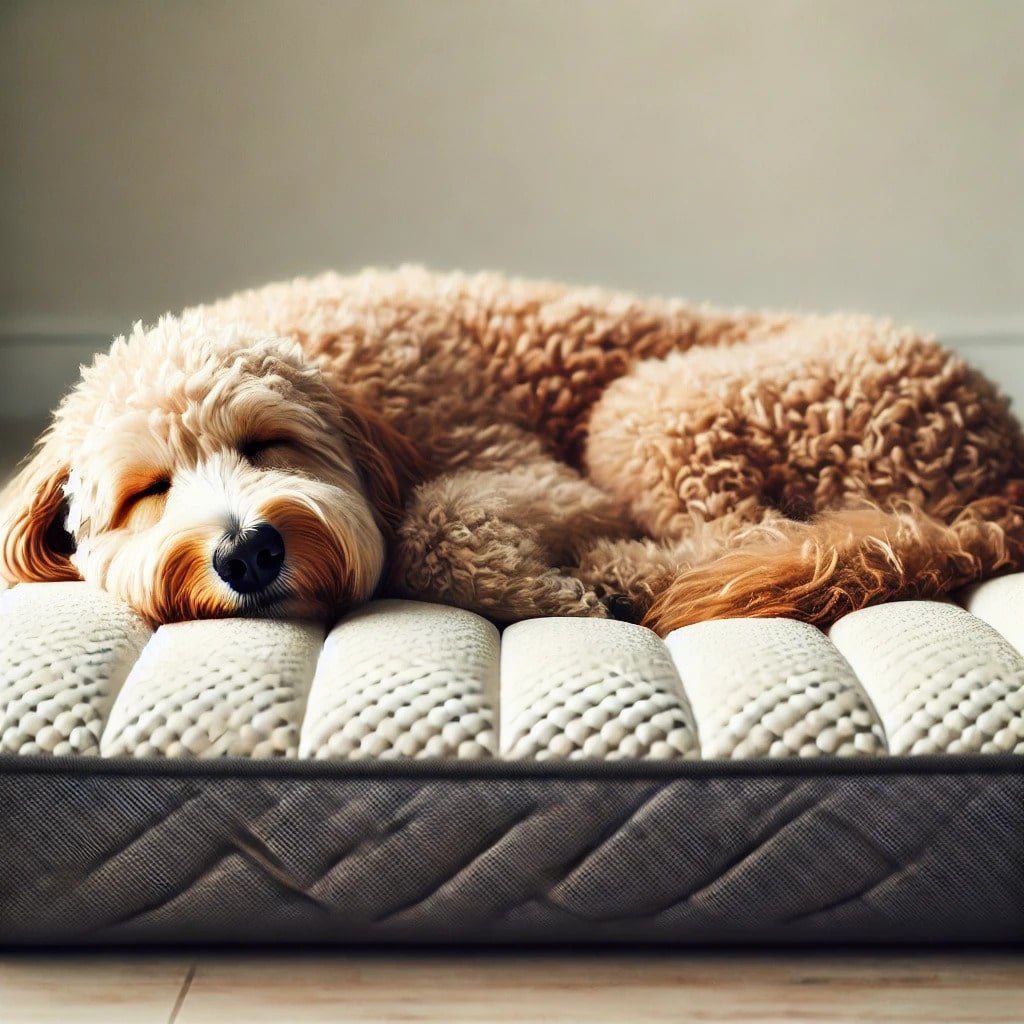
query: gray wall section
[
  {"left": 1, "top": 0, "right": 1023, "bottom": 336},
  {"left": 2, "top": 1, "right": 1022, "bottom": 473}
]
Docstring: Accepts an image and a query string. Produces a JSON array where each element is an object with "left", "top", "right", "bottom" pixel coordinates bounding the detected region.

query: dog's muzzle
[{"left": 213, "top": 524, "right": 285, "bottom": 594}]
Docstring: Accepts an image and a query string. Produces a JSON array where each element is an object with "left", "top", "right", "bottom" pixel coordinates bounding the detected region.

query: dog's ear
[
  {"left": 0, "top": 437, "right": 80, "bottom": 585},
  {"left": 341, "top": 401, "right": 424, "bottom": 533}
]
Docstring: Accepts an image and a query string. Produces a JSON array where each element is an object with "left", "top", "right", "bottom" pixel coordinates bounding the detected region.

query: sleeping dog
[{"left": 2, "top": 267, "right": 1022, "bottom": 633}]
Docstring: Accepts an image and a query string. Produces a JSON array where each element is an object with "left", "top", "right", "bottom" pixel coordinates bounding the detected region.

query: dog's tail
[{"left": 641, "top": 497, "right": 1024, "bottom": 636}]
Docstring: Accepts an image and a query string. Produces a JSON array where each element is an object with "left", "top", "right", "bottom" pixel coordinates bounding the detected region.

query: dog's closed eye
[
  {"left": 126, "top": 478, "right": 171, "bottom": 506},
  {"left": 115, "top": 478, "right": 171, "bottom": 528}
]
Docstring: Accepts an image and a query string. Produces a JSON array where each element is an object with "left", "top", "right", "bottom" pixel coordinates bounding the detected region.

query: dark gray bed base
[{"left": 1, "top": 756, "right": 1021, "bottom": 945}]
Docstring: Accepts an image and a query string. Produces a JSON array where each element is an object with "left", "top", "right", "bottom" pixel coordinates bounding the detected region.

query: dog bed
[{"left": 1, "top": 579, "right": 1021, "bottom": 945}]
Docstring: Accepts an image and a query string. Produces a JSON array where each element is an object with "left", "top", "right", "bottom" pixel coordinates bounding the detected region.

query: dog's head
[{"left": 0, "top": 313, "right": 420, "bottom": 623}]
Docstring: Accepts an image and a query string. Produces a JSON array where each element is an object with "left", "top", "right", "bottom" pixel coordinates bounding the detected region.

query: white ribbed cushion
[
  {"left": 500, "top": 617, "right": 698, "bottom": 760},
  {"left": 1, "top": 579, "right": 1023, "bottom": 760},
  {"left": 300, "top": 600, "right": 498, "bottom": 759},
  {"left": 963, "top": 574, "right": 1024, "bottom": 656},
  {"left": 0, "top": 582, "right": 150, "bottom": 755},
  {"left": 100, "top": 619, "right": 323, "bottom": 757},
  {"left": 665, "top": 617, "right": 885, "bottom": 758},
  {"left": 829, "top": 601, "right": 1024, "bottom": 755}
]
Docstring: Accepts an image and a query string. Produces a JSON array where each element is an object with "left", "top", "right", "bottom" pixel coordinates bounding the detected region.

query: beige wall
[{"left": 2, "top": 0, "right": 1022, "bottom": 339}]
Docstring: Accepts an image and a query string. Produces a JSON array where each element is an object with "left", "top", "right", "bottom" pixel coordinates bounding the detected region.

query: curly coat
[{"left": 2, "top": 266, "right": 1023, "bottom": 633}]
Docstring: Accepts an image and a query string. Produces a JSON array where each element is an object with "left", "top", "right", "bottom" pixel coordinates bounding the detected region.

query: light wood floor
[{"left": 1, "top": 950, "right": 1021, "bottom": 1023}]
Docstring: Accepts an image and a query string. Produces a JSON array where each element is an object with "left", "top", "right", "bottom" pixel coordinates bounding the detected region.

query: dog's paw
[{"left": 538, "top": 574, "right": 610, "bottom": 619}]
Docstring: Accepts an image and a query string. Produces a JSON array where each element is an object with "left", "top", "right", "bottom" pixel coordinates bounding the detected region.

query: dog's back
[{"left": 197, "top": 266, "right": 770, "bottom": 464}]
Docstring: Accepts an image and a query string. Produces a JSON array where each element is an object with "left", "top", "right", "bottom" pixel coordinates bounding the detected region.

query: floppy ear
[
  {"left": 0, "top": 437, "right": 79, "bottom": 584},
  {"left": 340, "top": 401, "right": 425, "bottom": 533}
]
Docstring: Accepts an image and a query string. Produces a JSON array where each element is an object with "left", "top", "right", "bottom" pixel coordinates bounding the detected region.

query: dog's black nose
[{"left": 214, "top": 524, "right": 285, "bottom": 594}]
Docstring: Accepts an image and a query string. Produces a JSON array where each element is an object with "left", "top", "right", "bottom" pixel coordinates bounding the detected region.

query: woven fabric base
[{"left": 1, "top": 757, "right": 1020, "bottom": 945}]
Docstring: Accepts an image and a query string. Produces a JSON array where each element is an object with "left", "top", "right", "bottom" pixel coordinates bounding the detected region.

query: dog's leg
[
  {"left": 388, "top": 462, "right": 629, "bottom": 621},
  {"left": 585, "top": 354, "right": 782, "bottom": 541},
  {"left": 585, "top": 317, "right": 1024, "bottom": 542},
  {"left": 642, "top": 494, "right": 1024, "bottom": 636}
]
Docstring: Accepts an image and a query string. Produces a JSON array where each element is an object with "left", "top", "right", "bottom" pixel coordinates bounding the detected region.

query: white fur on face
[{"left": 53, "top": 316, "right": 387, "bottom": 623}]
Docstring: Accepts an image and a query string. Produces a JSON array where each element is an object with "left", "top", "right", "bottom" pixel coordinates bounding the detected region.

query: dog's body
[{"left": 3, "top": 267, "right": 1023, "bottom": 633}]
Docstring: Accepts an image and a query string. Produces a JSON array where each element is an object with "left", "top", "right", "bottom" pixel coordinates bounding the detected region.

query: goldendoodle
[{"left": 2, "top": 267, "right": 1022, "bottom": 634}]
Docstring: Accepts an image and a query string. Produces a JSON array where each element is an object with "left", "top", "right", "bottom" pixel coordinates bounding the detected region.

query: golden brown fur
[{"left": 2, "top": 267, "right": 1022, "bottom": 633}]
